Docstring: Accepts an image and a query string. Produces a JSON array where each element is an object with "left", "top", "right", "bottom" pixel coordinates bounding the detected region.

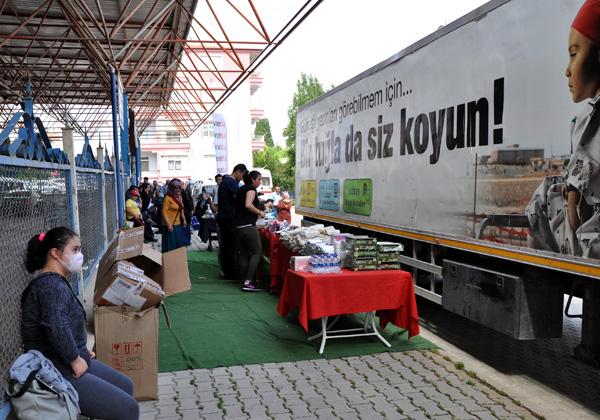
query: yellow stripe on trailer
[{"left": 298, "top": 211, "right": 600, "bottom": 279}]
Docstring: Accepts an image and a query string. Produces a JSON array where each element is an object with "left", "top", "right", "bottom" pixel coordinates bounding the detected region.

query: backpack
[{"left": 5, "top": 368, "right": 79, "bottom": 420}]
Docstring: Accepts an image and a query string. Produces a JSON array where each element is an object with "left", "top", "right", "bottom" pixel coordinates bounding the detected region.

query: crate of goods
[
  {"left": 343, "top": 235, "right": 379, "bottom": 271},
  {"left": 376, "top": 242, "right": 403, "bottom": 270}
]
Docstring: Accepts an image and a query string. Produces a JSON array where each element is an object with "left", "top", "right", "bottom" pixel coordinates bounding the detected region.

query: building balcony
[
  {"left": 251, "top": 135, "right": 266, "bottom": 152},
  {"left": 140, "top": 142, "right": 191, "bottom": 153},
  {"left": 250, "top": 108, "right": 264, "bottom": 121},
  {"left": 250, "top": 72, "right": 263, "bottom": 86}
]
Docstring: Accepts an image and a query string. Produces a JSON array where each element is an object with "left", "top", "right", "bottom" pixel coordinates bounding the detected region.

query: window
[
  {"left": 201, "top": 123, "right": 214, "bottom": 138},
  {"left": 168, "top": 160, "right": 182, "bottom": 171},
  {"left": 141, "top": 157, "right": 149, "bottom": 172},
  {"left": 165, "top": 130, "right": 180, "bottom": 142},
  {"left": 261, "top": 177, "right": 271, "bottom": 186}
]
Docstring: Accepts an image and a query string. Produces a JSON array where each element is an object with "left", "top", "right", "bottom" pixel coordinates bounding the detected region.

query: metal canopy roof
[{"left": 0, "top": 0, "right": 322, "bottom": 139}]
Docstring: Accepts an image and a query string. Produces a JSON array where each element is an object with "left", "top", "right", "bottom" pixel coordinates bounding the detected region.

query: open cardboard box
[
  {"left": 97, "top": 226, "right": 191, "bottom": 297},
  {"left": 94, "top": 261, "right": 165, "bottom": 311}
]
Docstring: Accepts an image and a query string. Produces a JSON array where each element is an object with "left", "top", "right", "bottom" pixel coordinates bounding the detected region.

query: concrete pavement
[{"left": 138, "top": 350, "right": 539, "bottom": 420}]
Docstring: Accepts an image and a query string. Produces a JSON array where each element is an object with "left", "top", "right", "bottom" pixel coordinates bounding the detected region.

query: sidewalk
[{"left": 139, "top": 350, "right": 537, "bottom": 420}]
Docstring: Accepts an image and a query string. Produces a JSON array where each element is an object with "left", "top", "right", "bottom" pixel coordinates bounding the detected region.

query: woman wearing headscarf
[
  {"left": 161, "top": 178, "right": 189, "bottom": 253},
  {"left": 527, "top": 0, "right": 600, "bottom": 258}
]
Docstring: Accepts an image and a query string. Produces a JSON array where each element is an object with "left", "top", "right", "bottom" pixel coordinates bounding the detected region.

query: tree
[
  {"left": 254, "top": 118, "right": 273, "bottom": 147},
  {"left": 252, "top": 145, "right": 293, "bottom": 190},
  {"left": 282, "top": 73, "right": 325, "bottom": 189}
]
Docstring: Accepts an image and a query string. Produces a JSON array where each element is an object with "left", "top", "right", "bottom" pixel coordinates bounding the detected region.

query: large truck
[{"left": 295, "top": 0, "right": 600, "bottom": 365}]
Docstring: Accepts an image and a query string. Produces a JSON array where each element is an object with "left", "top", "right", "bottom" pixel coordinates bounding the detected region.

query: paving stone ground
[{"left": 139, "top": 350, "right": 539, "bottom": 420}]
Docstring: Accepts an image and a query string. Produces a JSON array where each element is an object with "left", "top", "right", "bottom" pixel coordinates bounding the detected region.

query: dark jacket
[
  {"left": 21, "top": 272, "right": 90, "bottom": 377},
  {"left": 217, "top": 175, "right": 241, "bottom": 220}
]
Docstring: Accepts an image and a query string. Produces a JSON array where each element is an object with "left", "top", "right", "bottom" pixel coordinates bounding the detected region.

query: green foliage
[
  {"left": 254, "top": 118, "right": 274, "bottom": 147},
  {"left": 282, "top": 73, "right": 325, "bottom": 190},
  {"left": 252, "top": 145, "right": 293, "bottom": 191}
]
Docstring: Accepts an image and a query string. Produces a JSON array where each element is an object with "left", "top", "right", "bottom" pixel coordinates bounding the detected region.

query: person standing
[
  {"left": 161, "top": 179, "right": 188, "bottom": 253},
  {"left": 182, "top": 180, "right": 194, "bottom": 231},
  {"left": 272, "top": 186, "right": 282, "bottom": 206},
  {"left": 232, "top": 170, "right": 265, "bottom": 291},
  {"left": 22, "top": 228, "right": 139, "bottom": 419},
  {"left": 139, "top": 183, "right": 151, "bottom": 213},
  {"left": 217, "top": 164, "right": 247, "bottom": 279},
  {"left": 277, "top": 191, "right": 292, "bottom": 224}
]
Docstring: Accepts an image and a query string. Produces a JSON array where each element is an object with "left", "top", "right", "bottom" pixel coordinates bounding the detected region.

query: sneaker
[{"left": 242, "top": 280, "right": 262, "bottom": 292}]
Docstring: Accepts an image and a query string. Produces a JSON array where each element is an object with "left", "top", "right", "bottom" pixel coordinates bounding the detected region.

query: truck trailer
[{"left": 295, "top": 0, "right": 600, "bottom": 365}]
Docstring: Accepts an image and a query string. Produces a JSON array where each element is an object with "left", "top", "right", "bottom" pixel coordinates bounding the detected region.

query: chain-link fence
[
  {"left": 0, "top": 164, "right": 71, "bottom": 391},
  {"left": 0, "top": 160, "right": 122, "bottom": 392},
  {"left": 76, "top": 171, "right": 104, "bottom": 279}
]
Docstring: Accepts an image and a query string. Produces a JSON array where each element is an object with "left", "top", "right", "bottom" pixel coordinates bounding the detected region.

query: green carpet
[{"left": 158, "top": 251, "right": 435, "bottom": 372}]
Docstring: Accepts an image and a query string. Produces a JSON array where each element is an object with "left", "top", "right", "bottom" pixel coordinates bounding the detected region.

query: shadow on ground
[{"left": 417, "top": 296, "right": 600, "bottom": 413}]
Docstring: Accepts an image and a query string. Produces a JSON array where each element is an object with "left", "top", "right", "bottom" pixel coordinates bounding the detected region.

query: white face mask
[{"left": 59, "top": 251, "right": 84, "bottom": 273}]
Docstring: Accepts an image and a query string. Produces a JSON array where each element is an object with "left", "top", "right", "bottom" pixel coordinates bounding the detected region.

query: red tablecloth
[
  {"left": 259, "top": 229, "right": 294, "bottom": 293},
  {"left": 277, "top": 269, "right": 420, "bottom": 338}
]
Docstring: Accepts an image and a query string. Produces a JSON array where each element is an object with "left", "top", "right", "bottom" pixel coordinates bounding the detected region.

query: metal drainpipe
[
  {"left": 135, "top": 129, "right": 142, "bottom": 186},
  {"left": 97, "top": 143, "right": 108, "bottom": 248},
  {"left": 121, "top": 92, "right": 131, "bottom": 186},
  {"left": 110, "top": 66, "right": 124, "bottom": 227}
]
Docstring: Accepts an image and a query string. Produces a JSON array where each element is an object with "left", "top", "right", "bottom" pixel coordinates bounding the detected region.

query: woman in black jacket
[{"left": 22, "top": 227, "right": 139, "bottom": 419}]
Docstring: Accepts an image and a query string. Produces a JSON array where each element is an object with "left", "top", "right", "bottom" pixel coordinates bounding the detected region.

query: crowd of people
[{"left": 123, "top": 167, "right": 292, "bottom": 292}]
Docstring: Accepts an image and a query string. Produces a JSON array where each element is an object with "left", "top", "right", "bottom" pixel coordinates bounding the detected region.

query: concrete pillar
[{"left": 62, "top": 126, "right": 83, "bottom": 300}]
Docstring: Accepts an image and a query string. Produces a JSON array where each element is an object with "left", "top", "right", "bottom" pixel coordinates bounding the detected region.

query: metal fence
[
  {"left": 77, "top": 171, "right": 104, "bottom": 279},
  {"left": 0, "top": 159, "right": 119, "bottom": 392}
]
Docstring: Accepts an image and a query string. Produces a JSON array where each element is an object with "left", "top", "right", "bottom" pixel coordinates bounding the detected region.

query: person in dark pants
[
  {"left": 194, "top": 192, "right": 217, "bottom": 251},
  {"left": 217, "top": 163, "right": 247, "bottom": 279},
  {"left": 22, "top": 227, "right": 139, "bottom": 419},
  {"left": 139, "top": 182, "right": 151, "bottom": 213},
  {"left": 182, "top": 180, "right": 194, "bottom": 229},
  {"left": 233, "top": 170, "right": 265, "bottom": 291}
]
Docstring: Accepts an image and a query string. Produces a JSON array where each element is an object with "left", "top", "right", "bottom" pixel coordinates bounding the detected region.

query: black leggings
[{"left": 233, "top": 225, "right": 263, "bottom": 282}]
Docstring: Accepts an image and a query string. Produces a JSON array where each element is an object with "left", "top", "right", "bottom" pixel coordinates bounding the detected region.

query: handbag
[
  {"left": 191, "top": 216, "right": 200, "bottom": 231},
  {"left": 170, "top": 208, "right": 191, "bottom": 246},
  {"left": 6, "top": 369, "right": 79, "bottom": 420}
]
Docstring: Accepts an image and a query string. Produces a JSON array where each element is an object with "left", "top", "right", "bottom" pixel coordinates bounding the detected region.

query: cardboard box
[
  {"left": 291, "top": 256, "right": 311, "bottom": 272},
  {"left": 94, "top": 306, "right": 158, "bottom": 400},
  {"left": 94, "top": 261, "right": 165, "bottom": 311},
  {"left": 97, "top": 227, "right": 191, "bottom": 297}
]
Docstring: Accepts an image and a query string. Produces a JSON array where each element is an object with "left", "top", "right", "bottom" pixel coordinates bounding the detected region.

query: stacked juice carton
[
  {"left": 376, "top": 242, "right": 404, "bottom": 270},
  {"left": 342, "top": 235, "right": 379, "bottom": 271},
  {"left": 93, "top": 226, "right": 191, "bottom": 400}
]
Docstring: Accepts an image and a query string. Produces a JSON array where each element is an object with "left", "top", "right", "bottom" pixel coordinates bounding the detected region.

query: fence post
[
  {"left": 110, "top": 66, "right": 124, "bottom": 227},
  {"left": 62, "top": 126, "right": 84, "bottom": 299},
  {"left": 97, "top": 144, "right": 108, "bottom": 248}
]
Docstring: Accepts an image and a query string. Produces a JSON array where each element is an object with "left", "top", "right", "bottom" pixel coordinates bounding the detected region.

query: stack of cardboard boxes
[{"left": 93, "top": 227, "right": 191, "bottom": 400}]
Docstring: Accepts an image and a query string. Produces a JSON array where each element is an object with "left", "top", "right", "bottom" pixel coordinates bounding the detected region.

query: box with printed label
[
  {"left": 94, "top": 261, "right": 165, "bottom": 311},
  {"left": 94, "top": 306, "right": 158, "bottom": 400},
  {"left": 97, "top": 226, "right": 190, "bottom": 296}
]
